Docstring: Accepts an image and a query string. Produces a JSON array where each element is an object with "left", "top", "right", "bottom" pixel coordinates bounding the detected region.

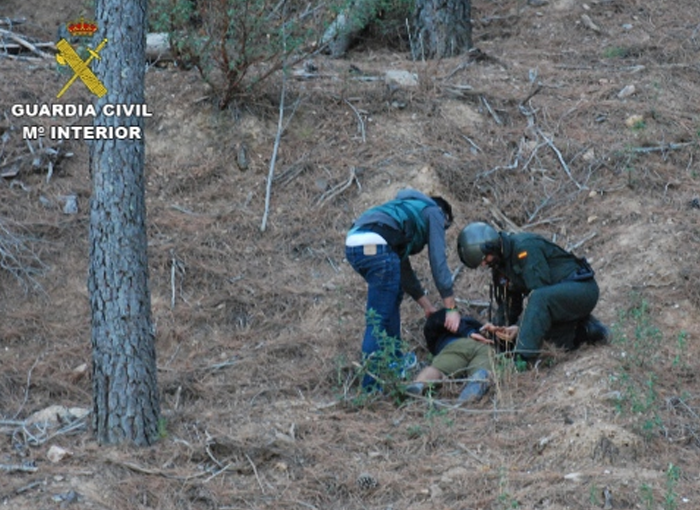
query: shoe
[
  {"left": 405, "top": 382, "right": 425, "bottom": 396},
  {"left": 583, "top": 315, "right": 609, "bottom": 345},
  {"left": 390, "top": 352, "right": 418, "bottom": 379},
  {"left": 458, "top": 369, "right": 491, "bottom": 403},
  {"left": 403, "top": 352, "right": 417, "bottom": 370}
]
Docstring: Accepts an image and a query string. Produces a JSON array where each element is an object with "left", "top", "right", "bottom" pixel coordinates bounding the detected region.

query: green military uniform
[{"left": 492, "top": 232, "right": 599, "bottom": 360}]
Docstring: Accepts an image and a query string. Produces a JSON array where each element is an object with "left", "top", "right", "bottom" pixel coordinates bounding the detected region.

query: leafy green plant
[
  {"left": 610, "top": 294, "right": 668, "bottom": 438},
  {"left": 496, "top": 467, "right": 520, "bottom": 509},
  {"left": 672, "top": 331, "right": 688, "bottom": 369},
  {"left": 630, "top": 119, "right": 647, "bottom": 131},
  {"left": 613, "top": 294, "right": 662, "bottom": 368},
  {"left": 602, "top": 46, "right": 628, "bottom": 58},
  {"left": 157, "top": 418, "right": 168, "bottom": 439},
  {"left": 640, "top": 483, "right": 654, "bottom": 510},
  {"left": 588, "top": 483, "right": 600, "bottom": 506},
  {"left": 664, "top": 463, "right": 680, "bottom": 510},
  {"left": 406, "top": 424, "right": 423, "bottom": 439}
]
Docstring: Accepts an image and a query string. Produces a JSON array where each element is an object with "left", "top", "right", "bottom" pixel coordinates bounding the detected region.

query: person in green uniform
[{"left": 456, "top": 222, "right": 608, "bottom": 363}]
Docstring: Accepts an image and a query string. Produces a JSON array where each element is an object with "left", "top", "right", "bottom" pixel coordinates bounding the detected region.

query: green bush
[{"left": 150, "top": 0, "right": 320, "bottom": 108}]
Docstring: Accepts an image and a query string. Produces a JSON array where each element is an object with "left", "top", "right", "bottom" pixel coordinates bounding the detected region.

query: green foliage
[
  {"left": 588, "top": 483, "right": 600, "bottom": 506},
  {"left": 150, "top": 0, "right": 319, "bottom": 108},
  {"left": 497, "top": 467, "right": 520, "bottom": 509},
  {"left": 348, "top": 309, "right": 414, "bottom": 407},
  {"left": 609, "top": 294, "right": 664, "bottom": 438},
  {"left": 664, "top": 463, "right": 681, "bottom": 510},
  {"left": 157, "top": 418, "right": 168, "bottom": 439},
  {"left": 602, "top": 46, "right": 629, "bottom": 59},
  {"left": 610, "top": 293, "right": 691, "bottom": 446},
  {"left": 636, "top": 465, "right": 683, "bottom": 510},
  {"left": 672, "top": 330, "right": 688, "bottom": 369},
  {"left": 612, "top": 294, "right": 662, "bottom": 369},
  {"left": 406, "top": 423, "right": 423, "bottom": 439},
  {"left": 640, "top": 483, "right": 654, "bottom": 510}
]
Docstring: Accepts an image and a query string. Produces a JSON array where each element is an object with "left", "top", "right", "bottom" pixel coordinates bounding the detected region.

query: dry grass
[{"left": 1, "top": 0, "right": 700, "bottom": 508}]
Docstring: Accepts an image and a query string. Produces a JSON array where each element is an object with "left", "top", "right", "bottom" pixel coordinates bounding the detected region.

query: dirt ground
[{"left": 1, "top": 0, "right": 700, "bottom": 509}]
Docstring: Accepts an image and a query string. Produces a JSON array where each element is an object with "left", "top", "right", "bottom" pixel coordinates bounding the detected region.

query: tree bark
[
  {"left": 89, "top": 0, "right": 160, "bottom": 446},
  {"left": 412, "top": 0, "right": 472, "bottom": 59}
]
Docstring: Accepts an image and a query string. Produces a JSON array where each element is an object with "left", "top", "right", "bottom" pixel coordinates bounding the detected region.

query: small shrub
[
  {"left": 348, "top": 309, "right": 413, "bottom": 406},
  {"left": 602, "top": 46, "right": 628, "bottom": 58},
  {"left": 151, "top": 0, "right": 321, "bottom": 108}
]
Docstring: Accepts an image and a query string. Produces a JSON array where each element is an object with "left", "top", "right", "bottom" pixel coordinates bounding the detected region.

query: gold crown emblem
[{"left": 67, "top": 16, "right": 98, "bottom": 37}]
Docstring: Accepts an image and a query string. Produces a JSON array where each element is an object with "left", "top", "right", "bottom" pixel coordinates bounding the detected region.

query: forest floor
[{"left": 1, "top": 0, "right": 700, "bottom": 509}]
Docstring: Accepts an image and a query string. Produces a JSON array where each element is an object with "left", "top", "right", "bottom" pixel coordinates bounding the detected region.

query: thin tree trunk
[{"left": 89, "top": 0, "right": 160, "bottom": 446}]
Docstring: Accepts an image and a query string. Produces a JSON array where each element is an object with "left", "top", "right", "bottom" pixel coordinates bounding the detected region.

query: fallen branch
[
  {"left": 480, "top": 95, "right": 503, "bottom": 125},
  {"left": 0, "top": 28, "right": 53, "bottom": 58},
  {"left": 245, "top": 453, "right": 265, "bottom": 494},
  {"left": 13, "top": 352, "right": 43, "bottom": 419},
  {"left": 12, "top": 417, "right": 87, "bottom": 447},
  {"left": 106, "top": 458, "right": 209, "bottom": 480},
  {"left": 0, "top": 17, "right": 27, "bottom": 26},
  {"left": 461, "top": 134, "right": 482, "bottom": 153},
  {"left": 580, "top": 14, "right": 603, "bottom": 34},
  {"left": 314, "top": 167, "right": 358, "bottom": 208},
  {"left": 451, "top": 265, "right": 462, "bottom": 283},
  {"left": 0, "top": 463, "right": 38, "bottom": 474},
  {"left": 0, "top": 218, "right": 49, "bottom": 291},
  {"left": 519, "top": 85, "right": 542, "bottom": 107},
  {"left": 565, "top": 231, "right": 597, "bottom": 252},
  {"left": 0, "top": 41, "right": 55, "bottom": 53},
  {"left": 15, "top": 481, "right": 44, "bottom": 494},
  {"left": 629, "top": 142, "right": 695, "bottom": 154},
  {"left": 344, "top": 99, "right": 366, "bottom": 143},
  {"left": 0, "top": 53, "right": 43, "bottom": 62},
  {"left": 536, "top": 127, "right": 584, "bottom": 190},
  {"left": 482, "top": 197, "right": 522, "bottom": 232},
  {"left": 477, "top": 145, "right": 521, "bottom": 178},
  {"left": 455, "top": 297, "right": 490, "bottom": 309}
]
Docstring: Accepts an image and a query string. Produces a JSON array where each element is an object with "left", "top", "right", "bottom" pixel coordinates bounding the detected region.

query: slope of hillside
[{"left": 1, "top": 0, "right": 700, "bottom": 509}]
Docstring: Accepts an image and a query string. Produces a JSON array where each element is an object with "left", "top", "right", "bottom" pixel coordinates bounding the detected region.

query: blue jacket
[{"left": 424, "top": 309, "right": 483, "bottom": 355}]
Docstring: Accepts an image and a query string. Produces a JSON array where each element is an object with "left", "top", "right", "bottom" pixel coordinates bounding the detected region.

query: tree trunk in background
[
  {"left": 89, "top": 0, "right": 160, "bottom": 446},
  {"left": 412, "top": 0, "right": 472, "bottom": 59},
  {"left": 321, "top": 0, "right": 378, "bottom": 58}
]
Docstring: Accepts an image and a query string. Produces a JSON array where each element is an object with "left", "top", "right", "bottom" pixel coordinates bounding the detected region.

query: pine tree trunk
[
  {"left": 89, "top": 0, "right": 160, "bottom": 446},
  {"left": 412, "top": 0, "right": 473, "bottom": 59}
]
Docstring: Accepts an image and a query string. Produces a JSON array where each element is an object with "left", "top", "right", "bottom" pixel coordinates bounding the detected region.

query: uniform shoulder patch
[{"left": 517, "top": 251, "right": 528, "bottom": 259}]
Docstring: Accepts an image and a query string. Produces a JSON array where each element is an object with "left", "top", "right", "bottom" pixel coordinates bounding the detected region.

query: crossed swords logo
[{"left": 56, "top": 37, "right": 108, "bottom": 98}]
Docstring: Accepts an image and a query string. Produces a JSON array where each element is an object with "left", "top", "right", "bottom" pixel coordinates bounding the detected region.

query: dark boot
[{"left": 578, "top": 315, "right": 609, "bottom": 345}]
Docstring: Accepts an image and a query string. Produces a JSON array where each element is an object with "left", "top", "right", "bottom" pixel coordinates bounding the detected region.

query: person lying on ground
[{"left": 405, "top": 308, "right": 498, "bottom": 403}]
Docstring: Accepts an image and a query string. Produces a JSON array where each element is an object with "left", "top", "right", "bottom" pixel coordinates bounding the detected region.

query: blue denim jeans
[{"left": 346, "top": 244, "right": 404, "bottom": 388}]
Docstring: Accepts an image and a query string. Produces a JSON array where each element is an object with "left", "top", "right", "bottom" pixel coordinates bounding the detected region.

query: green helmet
[{"left": 457, "top": 222, "right": 500, "bottom": 268}]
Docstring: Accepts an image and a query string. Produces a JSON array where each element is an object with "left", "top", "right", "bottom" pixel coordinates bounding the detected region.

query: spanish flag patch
[{"left": 518, "top": 251, "right": 528, "bottom": 259}]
